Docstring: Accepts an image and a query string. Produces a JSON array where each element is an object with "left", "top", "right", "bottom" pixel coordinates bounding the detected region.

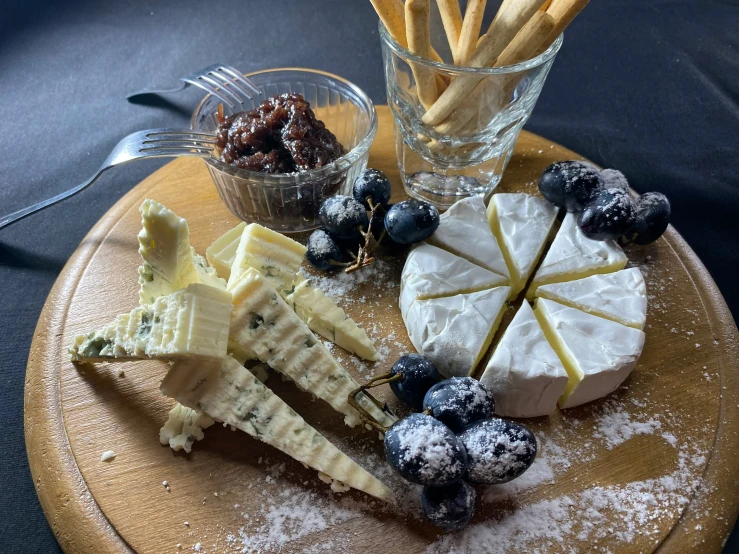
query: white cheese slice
[
  {"left": 404, "top": 286, "right": 510, "bottom": 378},
  {"left": 536, "top": 267, "right": 647, "bottom": 329},
  {"left": 206, "top": 222, "right": 247, "bottom": 280},
  {"left": 534, "top": 298, "right": 645, "bottom": 409},
  {"left": 227, "top": 223, "right": 307, "bottom": 296},
  {"left": 137, "top": 199, "right": 226, "bottom": 304},
  {"left": 527, "top": 213, "right": 627, "bottom": 299},
  {"left": 159, "top": 403, "right": 215, "bottom": 453},
  {"left": 480, "top": 301, "right": 568, "bottom": 418},
  {"left": 487, "top": 193, "right": 559, "bottom": 298},
  {"left": 69, "top": 284, "right": 232, "bottom": 362},
  {"left": 427, "top": 196, "right": 510, "bottom": 280},
  {"left": 161, "top": 357, "right": 392, "bottom": 502},
  {"left": 286, "top": 278, "right": 378, "bottom": 361},
  {"left": 229, "top": 268, "right": 396, "bottom": 429}
]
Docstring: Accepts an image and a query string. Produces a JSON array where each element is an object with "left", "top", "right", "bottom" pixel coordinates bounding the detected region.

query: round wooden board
[{"left": 25, "top": 106, "right": 739, "bottom": 554}]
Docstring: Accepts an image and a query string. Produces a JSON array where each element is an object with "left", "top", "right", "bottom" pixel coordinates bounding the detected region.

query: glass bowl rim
[
  {"left": 190, "top": 67, "right": 378, "bottom": 186},
  {"left": 378, "top": 22, "right": 563, "bottom": 74}
]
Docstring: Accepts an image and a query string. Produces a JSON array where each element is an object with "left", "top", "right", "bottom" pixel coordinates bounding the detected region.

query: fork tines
[{"left": 184, "top": 64, "right": 261, "bottom": 108}]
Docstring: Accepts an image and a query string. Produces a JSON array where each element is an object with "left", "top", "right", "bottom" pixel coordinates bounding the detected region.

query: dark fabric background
[{"left": 1, "top": 0, "right": 737, "bottom": 552}]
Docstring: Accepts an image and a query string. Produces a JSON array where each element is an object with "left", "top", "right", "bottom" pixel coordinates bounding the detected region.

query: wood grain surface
[{"left": 25, "top": 106, "right": 739, "bottom": 554}]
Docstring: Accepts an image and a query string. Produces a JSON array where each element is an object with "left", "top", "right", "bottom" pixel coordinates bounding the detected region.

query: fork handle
[{"left": 126, "top": 81, "right": 189, "bottom": 102}]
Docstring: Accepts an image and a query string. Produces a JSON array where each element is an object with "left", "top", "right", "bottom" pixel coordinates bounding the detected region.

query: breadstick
[
  {"left": 436, "top": 0, "right": 464, "bottom": 58},
  {"left": 421, "top": 0, "right": 546, "bottom": 125},
  {"left": 537, "top": 0, "right": 590, "bottom": 54},
  {"left": 370, "top": 0, "right": 408, "bottom": 47},
  {"left": 455, "top": 0, "right": 487, "bottom": 65},
  {"left": 540, "top": 0, "right": 553, "bottom": 10},
  {"left": 406, "top": 0, "right": 439, "bottom": 109}
]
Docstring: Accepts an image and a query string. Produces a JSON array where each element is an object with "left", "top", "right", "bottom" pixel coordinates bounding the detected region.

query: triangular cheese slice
[
  {"left": 161, "top": 357, "right": 392, "bottom": 502},
  {"left": 487, "top": 193, "right": 559, "bottom": 298},
  {"left": 137, "top": 199, "right": 226, "bottom": 304},
  {"left": 480, "top": 301, "right": 568, "bottom": 418},
  {"left": 427, "top": 196, "right": 510, "bottom": 280},
  {"left": 536, "top": 268, "right": 647, "bottom": 329},
  {"left": 404, "top": 286, "right": 511, "bottom": 378},
  {"left": 229, "top": 268, "right": 396, "bottom": 429},
  {"left": 527, "top": 213, "right": 627, "bottom": 299},
  {"left": 534, "top": 298, "right": 645, "bottom": 409},
  {"left": 206, "top": 222, "right": 247, "bottom": 280}
]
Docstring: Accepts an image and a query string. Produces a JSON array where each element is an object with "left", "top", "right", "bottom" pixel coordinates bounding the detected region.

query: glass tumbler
[{"left": 380, "top": 23, "right": 562, "bottom": 208}]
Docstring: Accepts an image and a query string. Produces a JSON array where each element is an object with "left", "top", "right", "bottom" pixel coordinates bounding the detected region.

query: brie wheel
[
  {"left": 480, "top": 301, "right": 568, "bottom": 418},
  {"left": 536, "top": 267, "right": 647, "bottom": 329},
  {"left": 527, "top": 213, "right": 627, "bottom": 299},
  {"left": 534, "top": 298, "right": 645, "bottom": 409}
]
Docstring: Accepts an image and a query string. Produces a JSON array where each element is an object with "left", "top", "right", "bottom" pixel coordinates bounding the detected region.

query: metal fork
[
  {"left": 127, "top": 63, "right": 261, "bottom": 108},
  {"left": 0, "top": 129, "right": 217, "bottom": 230}
]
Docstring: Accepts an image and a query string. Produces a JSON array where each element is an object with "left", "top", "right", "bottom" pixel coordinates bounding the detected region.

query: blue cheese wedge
[
  {"left": 536, "top": 267, "right": 647, "bottom": 330},
  {"left": 227, "top": 223, "right": 307, "bottom": 296},
  {"left": 286, "top": 278, "right": 378, "bottom": 361},
  {"left": 137, "top": 199, "right": 226, "bottom": 304},
  {"left": 427, "top": 196, "right": 510, "bottom": 281},
  {"left": 161, "top": 357, "right": 393, "bottom": 502},
  {"left": 534, "top": 298, "right": 646, "bottom": 409},
  {"left": 205, "top": 222, "right": 247, "bottom": 280},
  {"left": 69, "top": 284, "right": 232, "bottom": 362},
  {"left": 487, "top": 193, "right": 559, "bottom": 298},
  {"left": 404, "top": 286, "right": 511, "bottom": 378},
  {"left": 229, "top": 268, "right": 395, "bottom": 428},
  {"left": 159, "top": 403, "right": 215, "bottom": 453},
  {"left": 480, "top": 301, "right": 568, "bottom": 418},
  {"left": 527, "top": 213, "right": 628, "bottom": 299}
]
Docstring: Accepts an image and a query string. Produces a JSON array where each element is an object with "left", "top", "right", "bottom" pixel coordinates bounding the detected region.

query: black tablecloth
[{"left": 1, "top": 0, "right": 737, "bottom": 552}]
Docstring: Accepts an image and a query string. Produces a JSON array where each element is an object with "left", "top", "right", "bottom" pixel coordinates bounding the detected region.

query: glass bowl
[{"left": 191, "top": 68, "right": 378, "bottom": 233}]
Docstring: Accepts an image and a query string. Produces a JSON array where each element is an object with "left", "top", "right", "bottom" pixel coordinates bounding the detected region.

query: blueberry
[
  {"left": 353, "top": 168, "right": 392, "bottom": 209},
  {"left": 458, "top": 419, "right": 537, "bottom": 485},
  {"left": 389, "top": 354, "right": 442, "bottom": 410},
  {"left": 600, "top": 169, "right": 630, "bottom": 193},
  {"left": 384, "top": 413, "right": 468, "bottom": 486},
  {"left": 622, "top": 192, "right": 671, "bottom": 245},
  {"left": 421, "top": 481, "right": 477, "bottom": 531},
  {"left": 319, "top": 195, "right": 369, "bottom": 239},
  {"left": 539, "top": 161, "right": 603, "bottom": 212},
  {"left": 422, "top": 377, "right": 495, "bottom": 434},
  {"left": 305, "top": 230, "right": 342, "bottom": 270},
  {"left": 384, "top": 200, "right": 440, "bottom": 245},
  {"left": 577, "top": 188, "right": 636, "bottom": 241}
]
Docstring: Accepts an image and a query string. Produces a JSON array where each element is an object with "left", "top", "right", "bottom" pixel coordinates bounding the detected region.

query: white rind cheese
[
  {"left": 137, "top": 199, "right": 225, "bottom": 305},
  {"left": 534, "top": 298, "right": 646, "bottom": 409},
  {"left": 487, "top": 193, "right": 559, "bottom": 298},
  {"left": 480, "top": 301, "right": 568, "bottom": 418},
  {"left": 161, "top": 357, "right": 393, "bottom": 502},
  {"left": 159, "top": 403, "right": 215, "bottom": 453},
  {"left": 205, "top": 222, "right": 247, "bottom": 280},
  {"left": 286, "top": 278, "right": 378, "bottom": 361},
  {"left": 536, "top": 267, "right": 647, "bottom": 329},
  {"left": 528, "top": 213, "right": 628, "bottom": 299},
  {"left": 229, "top": 268, "right": 396, "bottom": 429},
  {"left": 404, "top": 286, "right": 510, "bottom": 378},
  {"left": 427, "top": 196, "right": 510, "bottom": 280},
  {"left": 70, "top": 284, "right": 232, "bottom": 362}
]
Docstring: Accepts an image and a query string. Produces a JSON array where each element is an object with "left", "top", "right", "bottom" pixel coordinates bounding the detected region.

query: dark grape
[
  {"left": 421, "top": 481, "right": 477, "bottom": 531},
  {"left": 384, "top": 200, "right": 440, "bottom": 245},
  {"left": 422, "top": 377, "right": 495, "bottom": 434},
  {"left": 622, "top": 192, "right": 671, "bottom": 245},
  {"left": 318, "top": 195, "right": 369, "bottom": 239},
  {"left": 353, "top": 168, "right": 392, "bottom": 209},
  {"left": 305, "top": 230, "right": 342, "bottom": 270},
  {"left": 600, "top": 169, "right": 629, "bottom": 192},
  {"left": 539, "top": 161, "right": 603, "bottom": 212},
  {"left": 577, "top": 188, "right": 636, "bottom": 241},
  {"left": 389, "top": 354, "right": 442, "bottom": 410}
]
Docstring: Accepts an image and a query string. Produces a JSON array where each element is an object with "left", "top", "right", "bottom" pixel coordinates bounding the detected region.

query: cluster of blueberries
[
  {"left": 382, "top": 354, "right": 537, "bottom": 531},
  {"left": 539, "top": 161, "right": 671, "bottom": 244}
]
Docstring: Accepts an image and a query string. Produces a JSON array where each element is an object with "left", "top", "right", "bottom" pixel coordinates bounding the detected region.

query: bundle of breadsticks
[{"left": 370, "top": 0, "right": 588, "bottom": 144}]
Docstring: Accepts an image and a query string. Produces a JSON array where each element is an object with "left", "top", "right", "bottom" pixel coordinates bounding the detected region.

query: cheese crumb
[{"left": 100, "top": 450, "right": 116, "bottom": 462}]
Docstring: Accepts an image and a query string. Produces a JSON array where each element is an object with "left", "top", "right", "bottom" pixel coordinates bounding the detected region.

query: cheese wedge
[
  {"left": 480, "top": 301, "right": 568, "bottom": 418},
  {"left": 286, "top": 278, "right": 378, "bottom": 361},
  {"left": 427, "top": 196, "right": 510, "bottom": 280},
  {"left": 487, "top": 193, "right": 559, "bottom": 299},
  {"left": 206, "top": 222, "right": 247, "bottom": 280},
  {"left": 527, "top": 213, "right": 627, "bottom": 299},
  {"left": 137, "top": 199, "right": 226, "bottom": 304},
  {"left": 159, "top": 403, "right": 215, "bottom": 453},
  {"left": 229, "top": 268, "right": 396, "bottom": 428},
  {"left": 161, "top": 357, "right": 393, "bottom": 502},
  {"left": 404, "top": 286, "right": 510, "bottom": 378},
  {"left": 227, "top": 223, "right": 307, "bottom": 296},
  {"left": 536, "top": 268, "right": 647, "bottom": 329},
  {"left": 534, "top": 298, "right": 645, "bottom": 409},
  {"left": 69, "top": 284, "right": 232, "bottom": 363}
]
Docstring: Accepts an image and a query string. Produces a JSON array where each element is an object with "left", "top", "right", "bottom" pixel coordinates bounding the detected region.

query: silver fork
[
  {"left": 127, "top": 63, "right": 261, "bottom": 108},
  {"left": 0, "top": 129, "right": 217, "bottom": 230}
]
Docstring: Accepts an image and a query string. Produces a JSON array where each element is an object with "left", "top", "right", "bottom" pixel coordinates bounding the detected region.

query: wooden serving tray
[{"left": 25, "top": 107, "right": 739, "bottom": 553}]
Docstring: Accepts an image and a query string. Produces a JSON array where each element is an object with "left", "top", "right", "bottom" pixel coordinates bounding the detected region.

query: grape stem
[
  {"left": 347, "top": 372, "right": 401, "bottom": 432},
  {"left": 344, "top": 197, "right": 387, "bottom": 274}
]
